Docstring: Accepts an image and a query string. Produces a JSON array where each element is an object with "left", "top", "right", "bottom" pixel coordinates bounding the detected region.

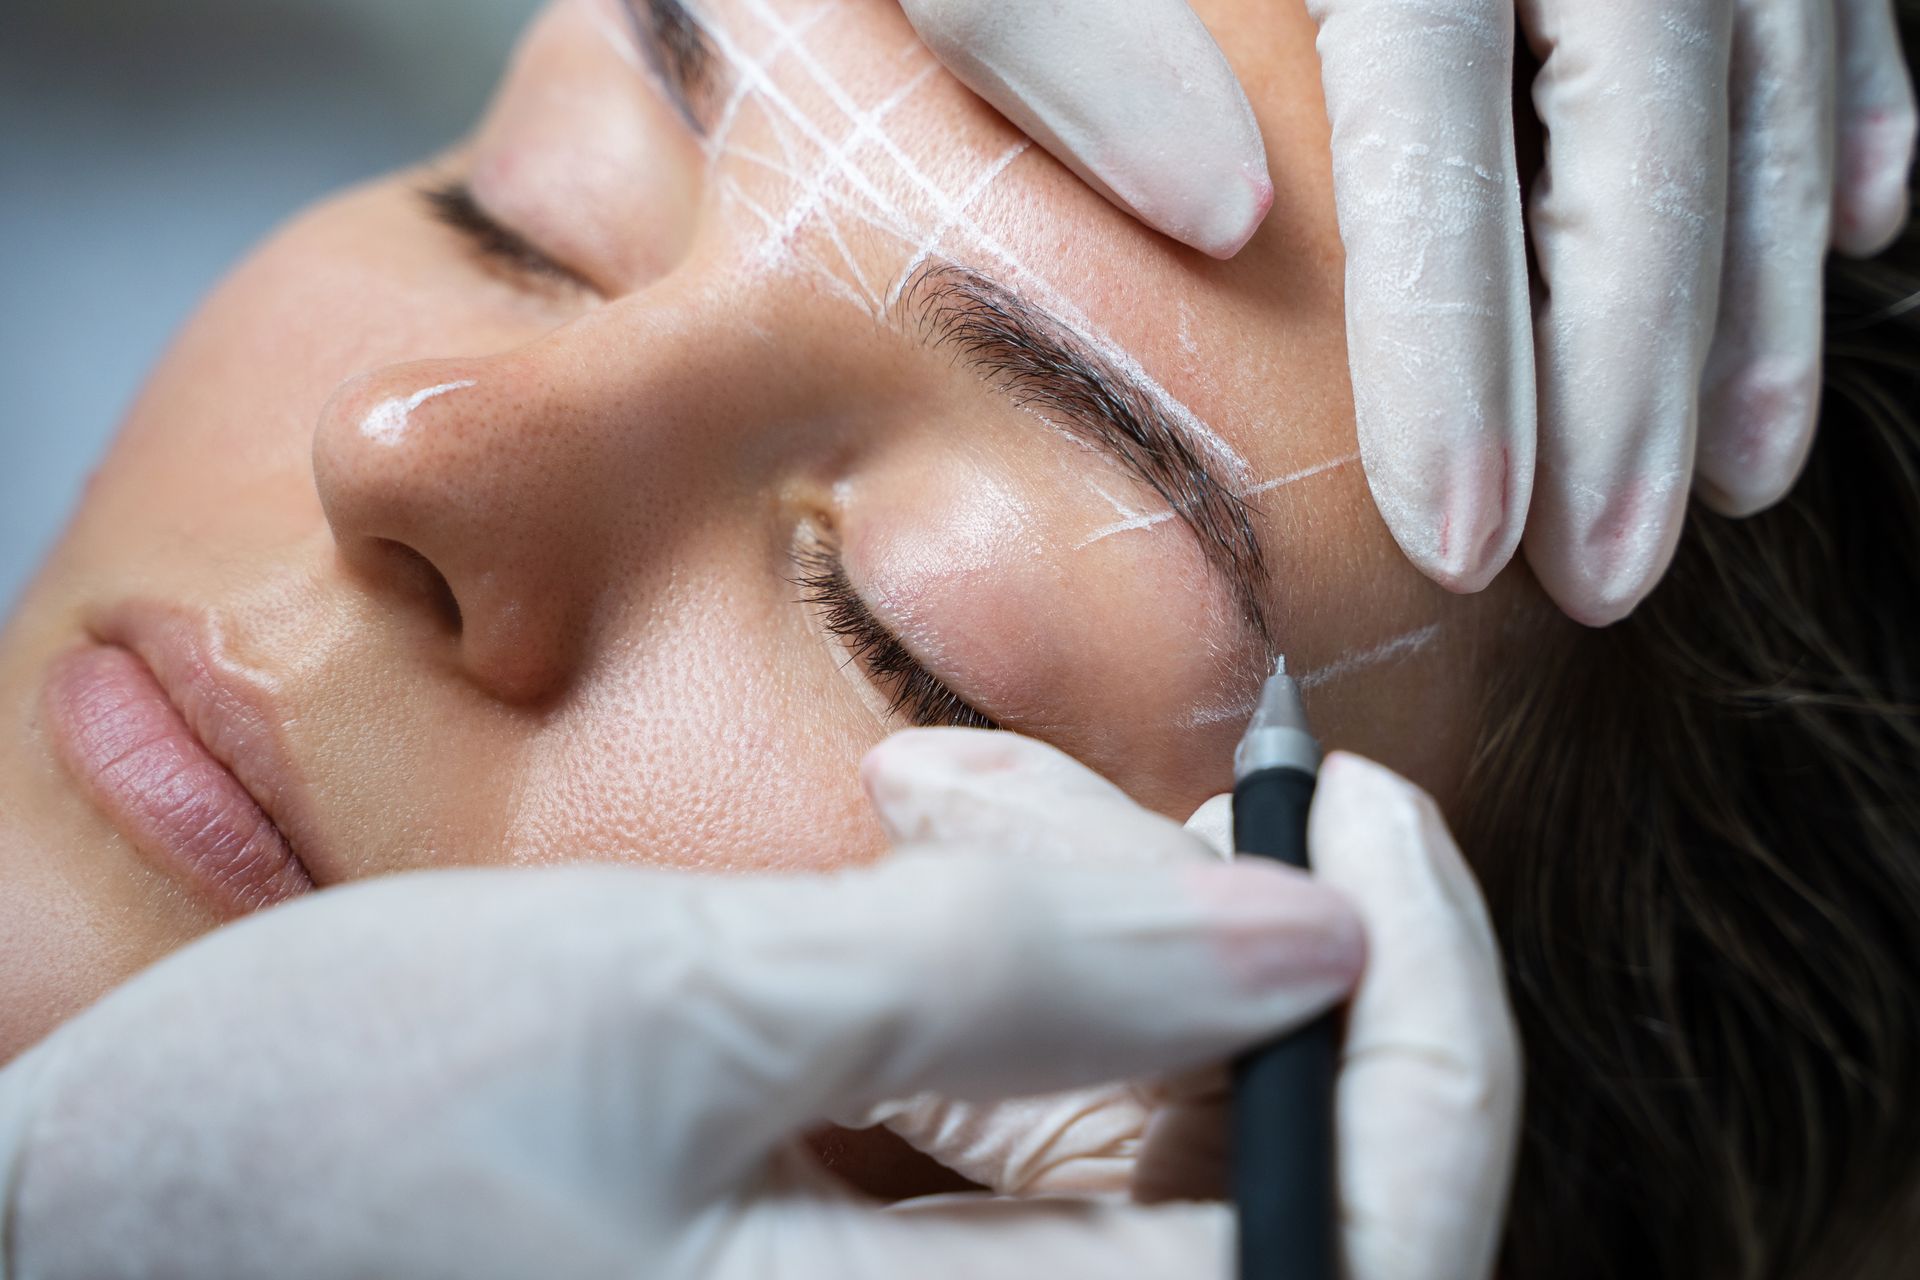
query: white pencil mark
[
  {"left": 1076, "top": 508, "right": 1179, "bottom": 549},
  {"left": 886, "top": 139, "right": 1031, "bottom": 309},
  {"left": 361, "top": 380, "right": 476, "bottom": 446},
  {"left": 1240, "top": 452, "right": 1360, "bottom": 498},
  {"left": 1297, "top": 623, "right": 1442, "bottom": 690}
]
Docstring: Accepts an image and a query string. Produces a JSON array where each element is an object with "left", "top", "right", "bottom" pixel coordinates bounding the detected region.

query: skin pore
[{"left": 0, "top": 0, "right": 1547, "bottom": 1107}]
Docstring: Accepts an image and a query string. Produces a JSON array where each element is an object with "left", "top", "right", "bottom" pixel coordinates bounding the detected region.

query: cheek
[
  {"left": 71, "top": 183, "right": 565, "bottom": 559},
  {"left": 498, "top": 561, "right": 888, "bottom": 875}
]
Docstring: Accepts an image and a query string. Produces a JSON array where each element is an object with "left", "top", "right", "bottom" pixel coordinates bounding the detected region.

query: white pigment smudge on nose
[{"left": 360, "top": 380, "right": 478, "bottom": 447}]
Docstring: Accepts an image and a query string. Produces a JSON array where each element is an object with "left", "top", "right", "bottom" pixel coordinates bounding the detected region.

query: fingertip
[
  {"left": 1194, "top": 166, "right": 1275, "bottom": 260},
  {"left": 1366, "top": 447, "right": 1526, "bottom": 596},
  {"left": 1696, "top": 358, "right": 1821, "bottom": 518},
  {"left": 1525, "top": 471, "right": 1688, "bottom": 626},
  {"left": 1195, "top": 860, "right": 1367, "bottom": 993},
  {"left": 1834, "top": 105, "right": 1918, "bottom": 256}
]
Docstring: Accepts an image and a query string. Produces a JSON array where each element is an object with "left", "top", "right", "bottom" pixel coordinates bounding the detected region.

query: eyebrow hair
[
  {"left": 900, "top": 262, "right": 1272, "bottom": 649},
  {"left": 621, "top": 0, "right": 716, "bottom": 131}
]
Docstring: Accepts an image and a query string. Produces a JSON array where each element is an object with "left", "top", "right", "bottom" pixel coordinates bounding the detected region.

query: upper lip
[{"left": 86, "top": 601, "right": 327, "bottom": 884}]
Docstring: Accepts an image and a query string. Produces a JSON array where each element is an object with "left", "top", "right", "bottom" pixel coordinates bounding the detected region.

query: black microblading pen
[{"left": 1231, "top": 656, "right": 1334, "bottom": 1280}]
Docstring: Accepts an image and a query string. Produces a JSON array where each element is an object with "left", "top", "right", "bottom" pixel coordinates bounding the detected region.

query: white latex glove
[
  {"left": 894, "top": 0, "right": 1275, "bottom": 259},
  {"left": 1309, "top": 0, "right": 1917, "bottom": 623},
  {"left": 0, "top": 768, "right": 1361, "bottom": 1278},
  {"left": 857, "top": 730, "right": 1522, "bottom": 1279}
]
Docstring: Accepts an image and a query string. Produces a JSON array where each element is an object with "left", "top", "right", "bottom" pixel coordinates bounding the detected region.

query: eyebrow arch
[
  {"left": 620, "top": 0, "right": 717, "bottom": 131},
  {"left": 900, "top": 262, "right": 1273, "bottom": 649}
]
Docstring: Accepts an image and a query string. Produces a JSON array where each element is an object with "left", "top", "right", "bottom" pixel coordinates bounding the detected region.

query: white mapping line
[
  {"left": 1076, "top": 508, "right": 1178, "bottom": 549},
  {"left": 756, "top": 61, "right": 939, "bottom": 310},
  {"left": 361, "top": 380, "right": 476, "bottom": 446},
  {"left": 720, "top": 174, "right": 873, "bottom": 313},
  {"left": 1297, "top": 623, "right": 1442, "bottom": 691},
  {"left": 702, "top": 2, "right": 837, "bottom": 164},
  {"left": 695, "top": 8, "right": 938, "bottom": 299},
  {"left": 1182, "top": 620, "right": 1446, "bottom": 728},
  {"left": 885, "top": 139, "right": 1031, "bottom": 310},
  {"left": 726, "top": 142, "right": 922, "bottom": 247},
  {"left": 738, "top": 0, "right": 1254, "bottom": 486},
  {"left": 584, "top": 0, "right": 645, "bottom": 73},
  {"left": 1077, "top": 451, "right": 1358, "bottom": 550},
  {"left": 1240, "top": 451, "right": 1361, "bottom": 498}
]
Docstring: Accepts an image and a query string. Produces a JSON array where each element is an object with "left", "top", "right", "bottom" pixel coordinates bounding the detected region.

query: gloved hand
[
  {"left": 859, "top": 731, "right": 1521, "bottom": 1279},
  {"left": 902, "top": 0, "right": 1917, "bottom": 625},
  {"left": 0, "top": 731, "right": 1518, "bottom": 1280},
  {"left": 1312, "top": 0, "right": 1915, "bottom": 623},
  {"left": 894, "top": 0, "right": 1275, "bottom": 259}
]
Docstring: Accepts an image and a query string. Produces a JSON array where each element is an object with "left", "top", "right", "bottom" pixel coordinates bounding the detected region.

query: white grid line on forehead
[
  {"left": 701, "top": 0, "right": 834, "bottom": 162},
  {"left": 720, "top": 173, "right": 875, "bottom": 313},
  {"left": 744, "top": 0, "right": 1255, "bottom": 486},
  {"left": 695, "top": 0, "right": 1253, "bottom": 488},
  {"left": 884, "top": 139, "right": 1031, "bottom": 312},
  {"left": 753, "top": 60, "right": 940, "bottom": 311}
]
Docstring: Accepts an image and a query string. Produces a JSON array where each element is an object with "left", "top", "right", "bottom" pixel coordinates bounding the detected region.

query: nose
[{"left": 313, "top": 280, "right": 819, "bottom": 703}]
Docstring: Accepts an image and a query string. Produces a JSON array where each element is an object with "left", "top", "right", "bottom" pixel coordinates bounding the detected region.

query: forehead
[{"left": 575, "top": 0, "right": 1354, "bottom": 492}]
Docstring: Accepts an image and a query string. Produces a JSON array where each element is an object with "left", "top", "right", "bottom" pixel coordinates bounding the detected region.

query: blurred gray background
[{"left": 0, "top": 0, "right": 538, "bottom": 609}]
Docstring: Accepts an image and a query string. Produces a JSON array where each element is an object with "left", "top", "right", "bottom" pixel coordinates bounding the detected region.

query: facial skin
[{"left": 0, "top": 0, "right": 1545, "bottom": 1073}]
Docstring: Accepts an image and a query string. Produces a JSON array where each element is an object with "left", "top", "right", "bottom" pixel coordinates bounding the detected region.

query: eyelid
[
  {"left": 791, "top": 534, "right": 999, "bottom": 732},
  {"left": 420, "top": 179, "right": 598, "bottom": 294}
]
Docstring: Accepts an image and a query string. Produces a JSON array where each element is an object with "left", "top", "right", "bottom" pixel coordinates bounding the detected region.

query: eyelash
[
  {"left": 420, "top": 180, "right": 589, "bottom": 289},
  {"left": 792, "top": 539, "right": 999, "bottom": 732},
  {"left": 420, "top": 181, "right": 991, "bottom": 731}
]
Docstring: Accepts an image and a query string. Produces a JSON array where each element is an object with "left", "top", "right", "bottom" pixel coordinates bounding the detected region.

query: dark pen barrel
[{"left": 1232, "top": 764, "right": 1336, "bottom": 1280}]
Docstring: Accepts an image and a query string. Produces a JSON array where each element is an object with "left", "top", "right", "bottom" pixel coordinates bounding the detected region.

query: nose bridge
[{"left": 312, "top": 277, "right": 808, "bottom": 703}]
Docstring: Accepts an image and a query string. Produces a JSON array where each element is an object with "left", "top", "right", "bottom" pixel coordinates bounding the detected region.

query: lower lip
[{"left": 43, "top": 644, "right": 312, "bottom": 916}]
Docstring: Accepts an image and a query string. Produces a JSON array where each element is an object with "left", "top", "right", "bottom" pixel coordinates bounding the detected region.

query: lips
[{"left": 42, "top": 611, "right": 316, "bottom": 916}]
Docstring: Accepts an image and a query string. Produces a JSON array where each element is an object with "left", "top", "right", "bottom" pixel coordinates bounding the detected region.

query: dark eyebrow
[
  {"left": 900, "top": 262, "right": 1272, "bottom": 650},
  {"left": 621, "top": 0, "right": 716, "bottom": 131}
]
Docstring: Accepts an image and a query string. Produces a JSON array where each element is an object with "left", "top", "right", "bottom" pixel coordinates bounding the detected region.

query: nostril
[{"left": 370, "top": 539, "right": 463, "bottom": 634}]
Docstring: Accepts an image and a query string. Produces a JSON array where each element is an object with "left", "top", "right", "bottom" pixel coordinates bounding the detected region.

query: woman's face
[{"left": 0, "top": 0, "right": 1539, "bottom": 1056}]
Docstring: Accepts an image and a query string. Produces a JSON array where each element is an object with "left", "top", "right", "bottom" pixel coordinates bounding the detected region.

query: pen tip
[{"left": 1273, "top": 654, "right": 1287, "bottom": 678}]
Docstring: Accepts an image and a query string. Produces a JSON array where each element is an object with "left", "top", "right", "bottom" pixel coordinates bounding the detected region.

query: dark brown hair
[{"left": 1466, "top": 19, "right": 1920, "bottom": 1275}]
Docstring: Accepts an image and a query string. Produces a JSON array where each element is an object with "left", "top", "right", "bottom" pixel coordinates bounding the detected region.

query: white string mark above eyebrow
[
  {"left": 884, "top": 139, "right": 1030, "bottom": 310},
  {"left": 1239, "top": 451, "right": 1361, "bottom": 498},
  {"left": 755, "top": 60, "right": 939, "bottom": 310},
  {"left": 737, "top": 0, "right": 1254, "bottom": 486},
  {"left": 1297, "top": 622, "right": 1442, "bottom": 691},
  {"left": 695, "top": 7, "right": 935, "bottom": 283},
  {"left": 702, "top": 1, "right": 837, "bottom": 163},
  {"left": 361, "top": 380, "right": 476, "bottom": 446},
  {"left": 720, "top": 174, "right": 874, "bottom": 313},
  {"left": 726, "top": 142, "right": 922, "bottom": 247}
]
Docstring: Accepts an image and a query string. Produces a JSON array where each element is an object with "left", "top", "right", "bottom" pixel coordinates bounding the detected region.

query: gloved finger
[
  {"left": 860, "top": 728, "right": 1215, "bottom": 865},
  {"left": 864, "top": 1197, "right": 1232, "bottom": 1278},
  {"left": 1519, "top": 0, "right": 1735, "bottom": 625},
  {"left": 680, "top": 844, "right": 1362, "bottom": 1200},
  {"left": 1310, "top": 753, "right": 1521, "bottom": 1280},
  {"left": 850, "top": 732, "right": 1239, "bottom": 1195},
  {"left": 1695, "top": 0, "right": 1836, "bottom": 516},
  {"left": 895, "top": 0, "right": 1273, "bottom": 258},
  {"left": 1832, "top": 0, "right": 1918, "bottom": 255},
  {"left": 1306, "top": 0, "right": 1537, "bottom": 594},
  {"left": 1129, "top": 1065, "right": 1232, "bottom": 1204},
  {"left": 714, "top": 1178, "right": 1234, "bottom": 1280}
]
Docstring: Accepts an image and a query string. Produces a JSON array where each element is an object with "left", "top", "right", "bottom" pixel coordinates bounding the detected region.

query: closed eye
[
  {"left": 420, "top": 179, "right": 594, "bottom": 292},
  {"left": 792, "top": 536, "right": 999, "bottom": 732}
]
